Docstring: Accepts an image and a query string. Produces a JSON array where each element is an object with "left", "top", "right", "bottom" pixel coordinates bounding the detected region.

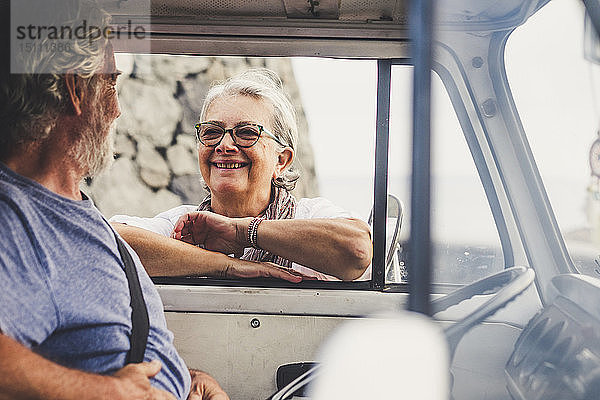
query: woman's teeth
[{"left": 215, "top": 162, "right": 245, "bottom": 169}]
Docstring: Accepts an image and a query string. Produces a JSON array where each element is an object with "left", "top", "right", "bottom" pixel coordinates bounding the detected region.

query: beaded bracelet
[{"left": 247, "top": 217, "right": 265, "bottom": 249}]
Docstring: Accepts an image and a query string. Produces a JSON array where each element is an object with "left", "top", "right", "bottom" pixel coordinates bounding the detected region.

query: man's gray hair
[
  {"left": 200, "top": 68, "right": 301, "bottom": 191},
  {"left": 0, "top": 0, "right": 110, "bottom": 157}
]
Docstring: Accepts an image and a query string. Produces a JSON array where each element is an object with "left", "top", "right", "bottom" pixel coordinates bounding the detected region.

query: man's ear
[
  {"left": 274, "top": 147, "right": 294, "bottom": 177},
  {"left": 64, "top": 74, "right": 84, "bottom": 116}
]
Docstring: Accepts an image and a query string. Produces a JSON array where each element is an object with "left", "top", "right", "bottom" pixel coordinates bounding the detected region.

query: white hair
[{"left": 0, "top": 0, "right": 110, "bottom": 157}]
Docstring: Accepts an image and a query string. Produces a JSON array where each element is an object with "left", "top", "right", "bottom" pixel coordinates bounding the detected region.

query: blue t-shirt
[{"left": 0, "top": 163, "right": 191, "bottom": 399}]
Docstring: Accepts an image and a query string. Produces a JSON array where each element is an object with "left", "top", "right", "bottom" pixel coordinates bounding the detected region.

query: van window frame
[
  {"left": 150, "top": 56, "right": 403, "bottom": 292},
  {"left": 149, "top": 55, "right": 508, "bottom": 294}
]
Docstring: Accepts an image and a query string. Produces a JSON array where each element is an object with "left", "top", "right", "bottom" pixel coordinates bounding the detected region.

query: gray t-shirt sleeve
[{"left": 0, "top": 201, "right": 58, "bottom": 345}]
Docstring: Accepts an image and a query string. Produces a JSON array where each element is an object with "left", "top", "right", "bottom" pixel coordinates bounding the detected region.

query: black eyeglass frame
[{"left": 195, "top": 122, "right": 285, "bottom": 148}]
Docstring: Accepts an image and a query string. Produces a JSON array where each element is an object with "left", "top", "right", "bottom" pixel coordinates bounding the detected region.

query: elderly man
[{"left": 0, "top": 1, "right": 227, "bottom": 399}]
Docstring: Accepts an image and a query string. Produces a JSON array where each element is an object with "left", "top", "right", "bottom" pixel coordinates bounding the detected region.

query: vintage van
[{"left": 100, "top": 0, "right": 600, "bottom": 398}]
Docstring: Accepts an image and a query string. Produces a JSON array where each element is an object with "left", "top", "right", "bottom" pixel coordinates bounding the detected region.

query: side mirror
[{"left": 309, "top": 311, "right": 450, "bottom": 400}]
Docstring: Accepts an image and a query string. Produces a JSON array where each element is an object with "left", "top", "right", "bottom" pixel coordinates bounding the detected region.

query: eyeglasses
[{"left": 195, "top": 122, "right": 285, "bottom": 148}]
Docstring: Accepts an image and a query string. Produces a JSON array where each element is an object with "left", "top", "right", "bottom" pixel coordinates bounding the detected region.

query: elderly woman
[{"left": 111, "top": 68, "right": 371, "bottom": 281}]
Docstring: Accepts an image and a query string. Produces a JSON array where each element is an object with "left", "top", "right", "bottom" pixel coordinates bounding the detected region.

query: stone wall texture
[{"left": 83, "top": 56, "right": 318, "bottom": 218}]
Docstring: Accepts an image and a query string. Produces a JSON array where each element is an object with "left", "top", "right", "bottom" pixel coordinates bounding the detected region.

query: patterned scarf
[{"left": 197, "top": 186, "right": 297, "bottom": 267}]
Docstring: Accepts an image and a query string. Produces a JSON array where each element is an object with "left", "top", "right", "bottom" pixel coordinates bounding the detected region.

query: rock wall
[{"left": 83, "top": 56, "right": 318, "bottom": 218}]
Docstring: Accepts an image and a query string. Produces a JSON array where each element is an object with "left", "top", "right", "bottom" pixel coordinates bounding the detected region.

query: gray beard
[{"left": 72, "top": 122, "right": 116, "bottom": 179}]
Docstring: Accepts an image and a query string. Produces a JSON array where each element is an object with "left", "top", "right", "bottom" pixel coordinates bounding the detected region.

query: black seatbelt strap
[
  {"left": 87, "top": 192, "right": 149, "bottom": 364},
  {"left": 114, "top": 232, "right": 150, "bottom": 364}
]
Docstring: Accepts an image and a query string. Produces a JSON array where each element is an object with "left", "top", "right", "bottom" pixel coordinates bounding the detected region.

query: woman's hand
[
  {"left": 171, "top": 212, "right": 310, "bottom": 282},
  {"left": 187, "top": 370, "right": 229, "bottom": 400},
  {"left": 220, "top": 259, "right": 313, "bottom": 282},
  {"left": 171, "top": 212, "right": 249, "bottom": 257}
]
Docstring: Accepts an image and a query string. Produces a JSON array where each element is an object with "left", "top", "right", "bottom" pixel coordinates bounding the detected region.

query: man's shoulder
[
  {"left": 0, "top": 184, "right": 29, "bottom": 225},
  {"left": 0, "top": 164, "right": 38, "bottom": 214},
  {"left": 0, "top": 172, "right": 43, "bottom": 230},
  {"left": 0, "top": 170, "right": 73, "bottom": 255},
  {"left": 0, "top": 190, "right": 40, "bottom": 262}
]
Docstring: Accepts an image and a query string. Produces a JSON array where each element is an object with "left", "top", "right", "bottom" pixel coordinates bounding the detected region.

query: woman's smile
[{"left": 212, "top": 161, "right": 249, "bottom": 170}]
